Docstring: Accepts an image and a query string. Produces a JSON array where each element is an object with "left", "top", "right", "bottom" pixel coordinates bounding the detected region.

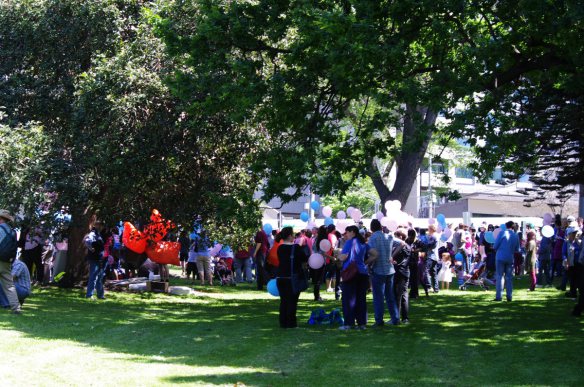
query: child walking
[{"left": 437, "top": 253, "right": 453, "bottom": 290}]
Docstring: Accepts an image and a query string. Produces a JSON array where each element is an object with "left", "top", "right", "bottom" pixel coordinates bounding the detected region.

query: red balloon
[
  {"left": 146, "top": 241, "right": 180, "bottom": 265},
  {"left": 123, "top": 222, "right": 147, "bottom": 254}
]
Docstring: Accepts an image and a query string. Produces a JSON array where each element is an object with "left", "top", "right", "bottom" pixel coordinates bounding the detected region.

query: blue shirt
[
  {"left": 11, "top": 260, "right": 31, "bottom": 295},
  {"left": 367, "top": 231, "right": 395, "bottom": 275},
  {"left": 341, "top": 238, "right": 369, "bottom": 275},
  {"left": 419, "top": 234, "right": 438, "bottom": 261},
  {"left": 494, "top": 230, "right": 520, "bottom": 263}
]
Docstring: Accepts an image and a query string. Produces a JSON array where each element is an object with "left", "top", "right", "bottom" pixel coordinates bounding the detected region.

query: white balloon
[
  {"left": 336, "top": 221, "right": 347, "bottom": 234},
  {"left": 384, "top": 201, "right": 393, "bottom": 211},
  {"left": 337, "top": 210, "right": 347, "bottom": 220},
  {"left": 347, "top": 206, "right": 355, "bottom": 216},
  {"left": 392, "top": 200, "right": 402, "bottom": 211},
  {"left": 308, "top": 253, "right": 325, "bottom": 269},
  {"left": 319, "top": 239, "right": 332, "bottom": 252},
  {"left": 428, "top": 218, "right": 436, "bottom": 225},
  {"left": 351, "top": 209, "right": 362, "bottom": 222},
  {"left": 541, "top": 225, "right": 554, "bottom": 238},
  {"left": 376, "top": 211, "right": 384, "bottom": 220},
  {"left": 322, "top": 205, "right": 333, "bottom": 218},
  {"left": 388, "top": 219, "right": 398, "bottom": 232}
]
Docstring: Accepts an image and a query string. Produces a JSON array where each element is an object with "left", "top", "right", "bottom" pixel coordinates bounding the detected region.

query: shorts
[
  {"left": 186, "top": 262, "right": 197, "bottom": 276},
  {"left": 180, "top": 252, "right": 188, "bottom": 262},
  {"left": 196, "top": 255, "right": 212, "bottom": 274}
]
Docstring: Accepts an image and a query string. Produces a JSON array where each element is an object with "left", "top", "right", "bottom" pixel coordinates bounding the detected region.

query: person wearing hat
[{"left": 0, "top": 210, "right": 22, "bottom": 314}]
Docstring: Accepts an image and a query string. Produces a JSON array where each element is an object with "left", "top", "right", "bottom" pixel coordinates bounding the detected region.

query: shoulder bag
[{"left": 340, "top": 240, "right": 359, "bottom": 282}]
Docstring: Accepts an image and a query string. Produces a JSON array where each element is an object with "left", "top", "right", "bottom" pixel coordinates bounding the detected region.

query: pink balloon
[
  {"left": 376, "top": 211, "right": 384, "bottom": 220},
  {"left": 322, "top": 206, "right": 333, "bottom": 218},
  {"left": 319, "top": 239, "right": 332, "bottom": 252},
  {"left": 428, "top": 218, "right": 436, "bottom": 225},
  {"left": 347, "top": 206, "right": 355, "bottom": 216},
  {"left": 443, "top": 228, "right": 452, "bottom": 238},
  {"left": 209, "top": 243, "right": 222, "bottom": 256},
  {"left": 308, "top": 253, "right": 325, "bottom": 269},
  {"left": 337, "top": 210, "right": 347, "bottom": 220},
  {"left": 351, "top": 209, "right": 362, "bottom": 222},
  {"left": 381, "top": 217, "right": 391, "bottom": 227},
  {"left": 388, "top": 219, "right": 398, "bottom": 232},
  {"left": 336, "top": 221, "right": 347, "bottom": 234}
]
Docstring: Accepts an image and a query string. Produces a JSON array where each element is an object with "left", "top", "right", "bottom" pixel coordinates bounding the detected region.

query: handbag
[
  {"left": 291, "top": 245, "right": 308, "bottom": 293},
  {"left": 340, "top": 240, "right": 359, "bottom": 282}
]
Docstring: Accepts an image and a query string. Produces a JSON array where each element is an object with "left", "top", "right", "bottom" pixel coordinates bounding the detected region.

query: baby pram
[{"left": 459, "top": 261, "right": 489, "bottom": 291}]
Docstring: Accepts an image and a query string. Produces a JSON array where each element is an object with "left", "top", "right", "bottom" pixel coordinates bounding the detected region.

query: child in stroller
[
  {"left": 459, "top": 256, "right": 494, "bottom": 290},
  {"left": 214, "top": 257, "right": 235, "bottom": 286}
]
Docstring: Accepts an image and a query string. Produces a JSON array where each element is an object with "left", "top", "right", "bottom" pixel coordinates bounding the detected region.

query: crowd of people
[
  {"left": 265, "top": 214, "right": 584, "bottom": 329},
  {"left": 2, "top": 206, "right": 583, "bottom": 324}
]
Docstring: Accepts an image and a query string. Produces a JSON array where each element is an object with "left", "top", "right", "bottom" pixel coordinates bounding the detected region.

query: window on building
[
  {"left": 490, "top": 167, "right": 503, "bottom": 181},
  {"left": 455, "top": 167, "right": 474, "bottom": 179}
]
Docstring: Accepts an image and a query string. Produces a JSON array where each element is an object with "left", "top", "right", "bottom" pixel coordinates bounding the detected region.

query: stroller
[{"left": 459, "top": 261, "right": 489, "bottom": 291}]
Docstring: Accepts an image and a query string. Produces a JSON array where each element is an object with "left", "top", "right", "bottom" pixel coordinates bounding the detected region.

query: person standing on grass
[
  {"left": 85, "top": 222, "right": 106, "bottom": 299},
  {"left": 572, "top": 234, "right": 584, "bottom": 317},
  {"left": 420, "top": 224, "right": 439, "bottom": 295},
  {"left": 525, "top": 231, "right": 538, "bottom": 291},
  {"left": 338, "top": 225, "right": 371, "bottom": 330},
  {"left": 0, "top": 210, "right": 22, "bottom": 314},
  {"left": 367, "top": 219, "right": 399, "bottom": 326},
  {"left": 393, "top": 228, "right": 413, "bottom": 324},
  {"left": 276, "top": 227, "right": 309, "bottom": 328},
  {"left": 253, "top": 227, "right": 270, "bottom": 290},
  {"left": 493, "top": 221, "right": 520, "bottom": 302}
]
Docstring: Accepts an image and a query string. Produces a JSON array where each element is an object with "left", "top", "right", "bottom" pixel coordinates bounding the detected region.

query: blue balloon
[
  {"left": 500, "top": 224, "right": 506, "bottom": 231},
  {"left": 267, "top": 279, "right": 279, "bottom": 297},
  {"left": 300, "top": 211, "right": 309, "bottom": 222},
  {"left": 436, "top": 214, "right": 446, "bottom": 225},
  {"left": 440, "top": 234, "right": 448, "bottom": 242},
  {"left": 324, "top": 217, "right": 334, "bottom": 226},
  {"left": 310, "top": 200, "right": 320, "bottom": 211},
  {"left": 263, "top": 223, "right": 273, "bottom": 235},
  {"left": 189, "top": 232, "right": 197, "bottom": 240},
  {"left": 455, "top": 252, "right": 464, "bottom": 261},
  {"left": 484, "top": 231, "right": 495, "bottom": 244}
]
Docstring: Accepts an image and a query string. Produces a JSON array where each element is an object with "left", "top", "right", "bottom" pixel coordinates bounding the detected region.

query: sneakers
[
  {"left": 357, "top": 325, "right": 367, "bottom": 330},
  {"left": 338, "top": 325, "right": 352, "bottom": 331}
]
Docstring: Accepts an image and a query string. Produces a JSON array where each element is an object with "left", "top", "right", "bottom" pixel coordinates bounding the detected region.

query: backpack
[{"left": 0, "top": 223, "right": 18, "bottom": 263}]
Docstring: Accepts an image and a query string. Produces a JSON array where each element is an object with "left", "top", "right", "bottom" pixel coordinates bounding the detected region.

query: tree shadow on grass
[{"left": 1, "top": 281, "right": 584, "bottom": 385}]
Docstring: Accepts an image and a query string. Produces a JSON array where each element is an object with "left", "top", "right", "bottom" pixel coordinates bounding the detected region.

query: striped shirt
[{"left": 368, "top": 231, "right": 395, "bottom": 276}]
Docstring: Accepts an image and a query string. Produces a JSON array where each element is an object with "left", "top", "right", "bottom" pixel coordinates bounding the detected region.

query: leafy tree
[
  {"left": 0, "top": 0, "right": 261, "bottom": 277},
  {"left": 445, "top": 1, "right": 584, "bottom": 214},
  {"left": 154, "top": 0, "right": 495, "bottom": 211},
  {"left": 321, "top": 177, "right": 378, "bottom": 218}
]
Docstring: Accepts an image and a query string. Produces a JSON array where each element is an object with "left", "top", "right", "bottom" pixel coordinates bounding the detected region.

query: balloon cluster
[
  {"left": 380, "top": 200, "right": 410, "bottom": 232},
  {"left": 122, "top": 209, "right": 180, "bottom": 265}
]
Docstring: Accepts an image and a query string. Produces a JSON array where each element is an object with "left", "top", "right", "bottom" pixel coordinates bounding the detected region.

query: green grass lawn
[{"left": 1, "top": 274, "right": 583, "bottom": 386}]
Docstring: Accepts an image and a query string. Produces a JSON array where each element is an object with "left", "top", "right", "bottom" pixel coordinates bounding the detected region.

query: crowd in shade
[{"left": 1, "top": 204, "right": 583, "bottom": 325}]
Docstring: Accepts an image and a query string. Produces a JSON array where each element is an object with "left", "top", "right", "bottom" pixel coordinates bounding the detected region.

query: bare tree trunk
[{"left": 367, "top": 104, "right": 438, "bottom": 213}]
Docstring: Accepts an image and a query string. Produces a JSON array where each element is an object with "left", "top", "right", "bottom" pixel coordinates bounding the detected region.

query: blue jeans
[
  {"left": 234, "top": 257, "right": 253, "bottom": 283},
  {"left": 86, "top": 260, "right": 105, "bottom": 298},
  {"left": 495, "top": 260, "right": 513, "bottom": 301},
  {"left": 371, "top": 273, "right": 399, "bottom": 325},
  {"left": 0, "top": 283, "right": 29, "bottom": 307}
]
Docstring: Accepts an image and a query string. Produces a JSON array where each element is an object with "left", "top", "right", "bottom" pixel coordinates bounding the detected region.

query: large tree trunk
[
  {"left": 368, "top": 104, "right": 438, "bottom": 213},
  {"left": 65, "top": 208, "right": 95, "bottom": 282}
]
